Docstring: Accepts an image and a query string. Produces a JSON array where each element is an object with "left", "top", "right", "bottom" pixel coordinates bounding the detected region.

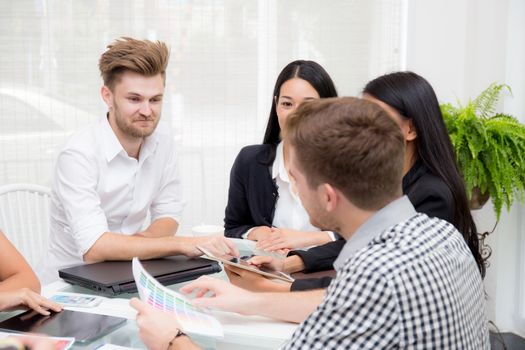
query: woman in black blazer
[
  {"left": 224, "top": 60, "right": 338, "bottom": 251},
  {"left": 225, "top": 72, "right": 486, "bottom": 292}
]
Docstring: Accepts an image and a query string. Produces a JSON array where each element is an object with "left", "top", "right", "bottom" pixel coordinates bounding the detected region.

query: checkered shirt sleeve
[{"left": 282, "top": 213, "right": 489, "bottom": 350}]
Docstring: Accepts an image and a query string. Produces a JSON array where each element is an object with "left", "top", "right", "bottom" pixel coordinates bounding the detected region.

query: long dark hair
[
  {"left": 363, "top": 71, "right": 486, "bottom": 278},
  {"left": 262, "top": 60, "right": 338, "bottom": 149}
]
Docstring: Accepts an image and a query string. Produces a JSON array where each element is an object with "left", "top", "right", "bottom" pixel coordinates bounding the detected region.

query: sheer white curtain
[{"left": 0, "top": 0, "right": 405, "bottom": 233}]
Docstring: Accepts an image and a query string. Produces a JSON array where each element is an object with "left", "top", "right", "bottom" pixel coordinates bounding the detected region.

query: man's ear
[
  {"left": 321, "top": 183, "right": 338, "bottom": 212},
  {"left": 101, "top": 85, "right": 113, "bottom": 109},
  {"left": 406, "top": 119, "right": 417, "bottom": 141}
]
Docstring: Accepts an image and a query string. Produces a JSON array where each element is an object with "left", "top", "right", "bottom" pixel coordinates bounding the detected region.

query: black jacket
[
  {"left": 224, "top": 144, "right": 279, "bottom": 238},
  {"left": 290, "top": 160, "right": 455, "bottom": 291}
]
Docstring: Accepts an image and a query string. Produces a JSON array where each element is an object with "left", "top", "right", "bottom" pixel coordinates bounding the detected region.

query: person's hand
[
  {"left": 0, "top": 288, "right": 63, "bottom": 315},
  {"left": 247, "top": 255, "right": 285, "bottom": 272},
  {"left": 246, "top": 226, "right": 272, "bottom": 241},
  {"left": 180, "top": 276, "right": 256, "bottom": 315},
  {"left": 181, "top": 235, "right": 239, "bottom": 258},
  {"left": 224, "top": 265, "right": 291, "bottom": 292},
  {"left": 256, "top": 228, "right": 330, "bottom": 251},
  {"left": 130, "top": 298, "right": 182, "bottom": 350}
]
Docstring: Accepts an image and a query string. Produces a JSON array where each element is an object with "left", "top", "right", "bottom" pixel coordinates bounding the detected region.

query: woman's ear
[{"left": 405, "top": 119, "right": 417, "bottom": 141}]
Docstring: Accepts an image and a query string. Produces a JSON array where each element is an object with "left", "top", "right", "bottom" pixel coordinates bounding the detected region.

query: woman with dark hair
[
  {"left": 224, "top": 60, "right": 339, "bottom": 250},
  {"left": 362, "top": 71, "right": 484, "bottom": 278},
  {"left": 225, "top": 71, "right": 486, "bottom": 292}
]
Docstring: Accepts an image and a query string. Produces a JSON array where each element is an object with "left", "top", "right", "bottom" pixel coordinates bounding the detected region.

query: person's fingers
[
  {"left": 130, "top": 297, "right": 146, "bottom": 313},
  {"left": 135, "top": 312, "right": 149, "bottom": 329},
  {"left": 256, "top": 232, "right": 281, "bottom": 246},
  {"left": 248, "top": 255, "right": 275, "bottom": 265},
  {"left": 251, "top": 255, "right": 285, "bottom": 271},
  {"left": 223, "top": 237, "right": 240, "bottom": 257},
  {"left": 255, "top": 238, "right": 268, "bottom": 248},
  {"left": 180, "top": 283, "right": 198, "bottom": 294},
  {"left": 191, "top": 296, "right": 218, "bottom": 309},
  {"left": 218, "top": 239, "right": 237, "bottom": 257},
  {"left": 24, "top": 296, "right": 50, "bottom": 316},
  {"left": 207, "top": 239, "right": 225, "bottom": 255},
  {"left": 193, "top": 288, "right": 209, "bottom": 298},
  {"left": 268, "top": 238, "right": 286, "bottom": 246},
  {"left": 256, "top": 239, "right": 276, "bottom": 250},
  {"left": 38, "top": 297, "right": 63, "bottom": 312},
  {"left": 263, "top": 241, "right": 290, "bottom": 252},
  {"left": 269, "top": 232, "right": 283, "bottom": 241},
  {"left": 180, "top": 276, "right": 217, "bottom": 295},
  {"left": 201, "top": 236, "right": 238, "bottom": 258},
  {"left": 258, "top": 239, "right": 286, "bottom": 250}
]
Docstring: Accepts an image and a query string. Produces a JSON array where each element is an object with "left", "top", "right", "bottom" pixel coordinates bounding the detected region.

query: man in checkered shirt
[{"left": 131, "top": 97, "right": 489, "bottom": 350}]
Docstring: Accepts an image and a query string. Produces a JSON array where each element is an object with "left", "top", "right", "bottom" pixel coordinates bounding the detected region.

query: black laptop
[{"left": 58, "top": 256, "right": 221, "bottom": 296}]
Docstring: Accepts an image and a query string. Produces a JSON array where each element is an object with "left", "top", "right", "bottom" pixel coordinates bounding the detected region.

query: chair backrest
[{"left": 0, "top": 183, "right": 51, "bottom": 268}]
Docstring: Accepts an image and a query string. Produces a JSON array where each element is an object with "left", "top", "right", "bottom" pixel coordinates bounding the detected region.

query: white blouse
[
  {"left": 244, "top": 142, "right": 335, "bottom": 241},
  {"left": 271, "top": 142, "right": 320, "bottom": 232}
]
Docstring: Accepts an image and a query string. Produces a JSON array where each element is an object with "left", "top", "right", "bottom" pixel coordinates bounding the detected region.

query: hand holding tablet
[{"left": 197, "top": 246, "right": 294, "bottom": 283}]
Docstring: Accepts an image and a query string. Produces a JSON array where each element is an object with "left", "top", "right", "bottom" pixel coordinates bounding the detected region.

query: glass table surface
[{"left": 1, "top": 239, "right": 296, "bottom": 350}]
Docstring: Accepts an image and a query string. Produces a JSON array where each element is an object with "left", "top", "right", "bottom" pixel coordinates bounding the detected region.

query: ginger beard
[{"left": 113, "top": 99, "right": 160, "bottom": 138}]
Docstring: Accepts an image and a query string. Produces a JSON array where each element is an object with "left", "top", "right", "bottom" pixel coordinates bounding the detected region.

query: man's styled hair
[
  {"left": 284, "top": 97, "right": 405, "bottom": 210},
  {"left": 98, "top": 37, "right": 170, "bottom": 90}
]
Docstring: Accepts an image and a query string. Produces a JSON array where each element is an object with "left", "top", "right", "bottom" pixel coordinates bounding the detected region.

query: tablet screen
[
  {"left": 197, "top": 246, "right": 294, "bottom": 282},
  {"left": 0, "top": 310, "right": 126, "bottom": 343}
]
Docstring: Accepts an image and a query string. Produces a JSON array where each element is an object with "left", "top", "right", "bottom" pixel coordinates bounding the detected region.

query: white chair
[{"left": 0, "top": 183, "right": 51, "bottom": 268}]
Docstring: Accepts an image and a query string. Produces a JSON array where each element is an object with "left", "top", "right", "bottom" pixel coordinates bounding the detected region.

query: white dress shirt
[{"left": 38, "top": 117, "right": 184, "bottom": 283}]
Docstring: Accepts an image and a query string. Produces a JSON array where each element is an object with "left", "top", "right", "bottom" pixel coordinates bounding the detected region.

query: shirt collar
[
  {"left": 100, "top": 116, "right": 124, "bottom": 162},
  {"left": 139, "top": 128, "right": 160, "bottom": 163},
  {"left": 333, "top": 195, "right": 416, "bottom": 271},
  {"left": 272, "top": 142, "right": 290, "bottom": 182},
  {"left": 99, "top": 115, "right": 160, "bottom": 163}
]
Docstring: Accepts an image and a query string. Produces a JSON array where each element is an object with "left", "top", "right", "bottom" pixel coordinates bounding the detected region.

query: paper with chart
[{"left": 132, "top": 258, "right": 223, "bottom": 337}]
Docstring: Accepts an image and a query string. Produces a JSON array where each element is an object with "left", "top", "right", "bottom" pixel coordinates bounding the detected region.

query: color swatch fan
[{"left": 132, "top": 257, "right": 223, "bottom": 337}]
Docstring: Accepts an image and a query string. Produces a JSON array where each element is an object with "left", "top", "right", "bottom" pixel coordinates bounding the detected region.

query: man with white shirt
[{"left": 39, "top": 37, "right": 235, "bottom": 283}]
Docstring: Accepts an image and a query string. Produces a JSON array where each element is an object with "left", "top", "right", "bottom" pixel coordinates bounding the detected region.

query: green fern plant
[{"left": 441, "top": 83, "right": 525, "bottom": 220}]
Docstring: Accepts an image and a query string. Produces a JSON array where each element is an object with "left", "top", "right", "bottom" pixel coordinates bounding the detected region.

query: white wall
[{"left": 407, "top": 0, "right": 525, "bottom": 337}]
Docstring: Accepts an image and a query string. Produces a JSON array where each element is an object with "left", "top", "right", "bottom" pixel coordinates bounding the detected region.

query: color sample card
[
  {"left": 51, "top": 293, "right": 102, "bottom": 308},
  {"left": 132, "top": 258, "right": 223, "bottom": 337}
]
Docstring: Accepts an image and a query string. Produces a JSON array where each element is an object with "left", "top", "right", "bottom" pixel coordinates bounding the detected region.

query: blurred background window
[{"left": 0, "top": 0, "right": 405, "bottom": 232}]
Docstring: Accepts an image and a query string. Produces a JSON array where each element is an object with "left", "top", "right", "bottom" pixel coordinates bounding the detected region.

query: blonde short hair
[{"left": 98, "top": 37, "right": 170, "bottom": 90}]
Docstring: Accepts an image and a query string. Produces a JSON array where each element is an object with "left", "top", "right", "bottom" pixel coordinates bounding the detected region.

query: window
[{"left": 0, "top": 0, "right": 405, "bottom": 232}]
